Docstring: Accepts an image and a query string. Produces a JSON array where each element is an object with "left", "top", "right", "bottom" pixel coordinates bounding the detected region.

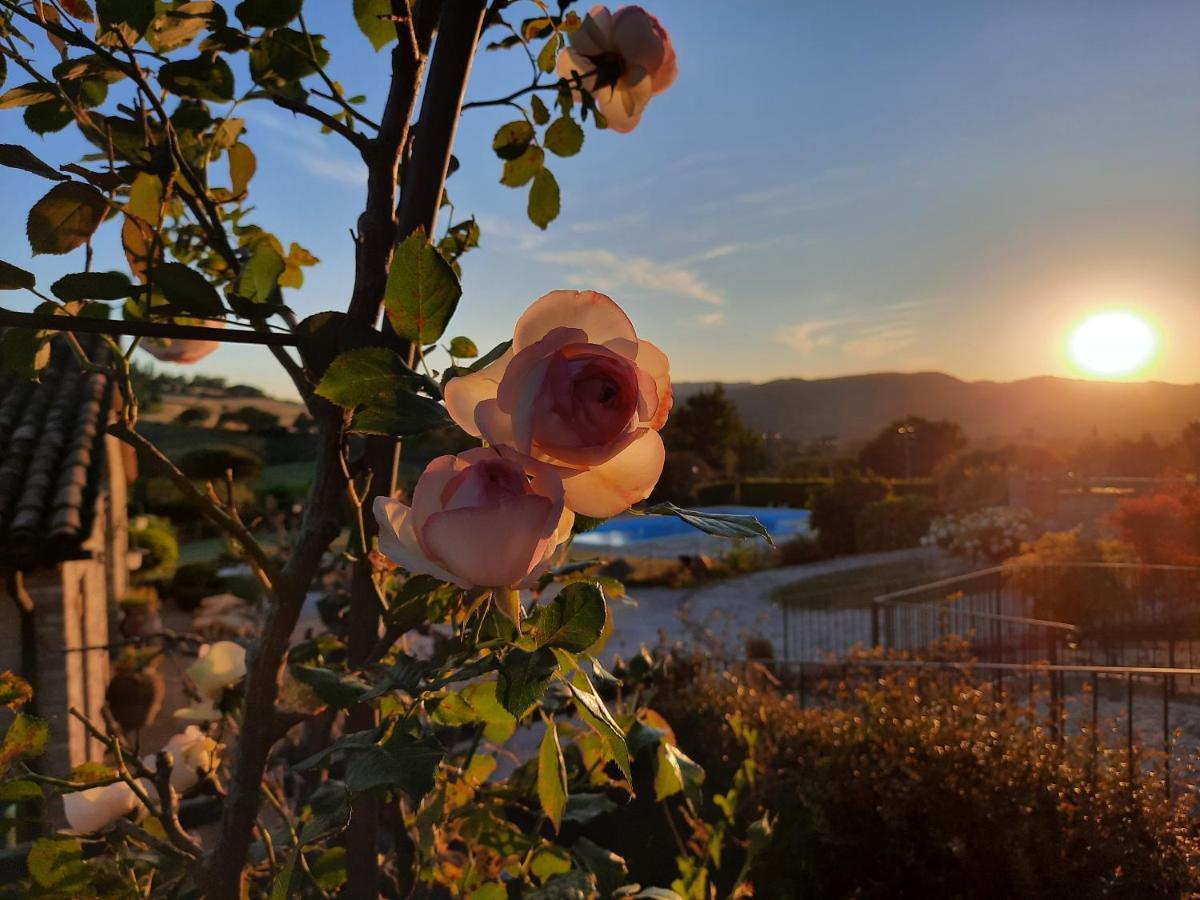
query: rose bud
[{"left": 373, "top": 448, "right": 574, "bottom": 590}]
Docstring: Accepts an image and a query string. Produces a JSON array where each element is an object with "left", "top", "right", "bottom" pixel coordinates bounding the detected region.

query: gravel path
[{"left": 604, "top": 547, "right": 939, "bottom": 663}]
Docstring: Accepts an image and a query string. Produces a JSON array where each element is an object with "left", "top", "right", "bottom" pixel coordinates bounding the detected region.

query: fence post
[
  {"left": 1126, "top": 673, "right": 1135, "bottom": 781},
  {"left": 1163, "top": 672, "right": 1171, "bottom": 799},
  {"left": 870, "top": 602, "right": 879, "bottom": 649},
  {"left": 781, "top": 603, "right": 790, "bottom": 664}
]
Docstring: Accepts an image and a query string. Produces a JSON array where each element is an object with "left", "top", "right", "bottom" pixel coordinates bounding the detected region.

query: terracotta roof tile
[{"left": 0, "top": 335, "right": 113, "bottom": 566}]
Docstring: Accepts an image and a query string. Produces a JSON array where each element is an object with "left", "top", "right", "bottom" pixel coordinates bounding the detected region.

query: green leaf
[
  {"left": 537, "top": 719, "right": 568, "bottom": 831},
  {"left": 153, "top": 262, "right": 225, "bottom": 316},
  {"left": 250, "top": 28, "right": 330, "bottom": 85},
  {"left": 310, "top": 847, "right": 348, "bottom": 891},
  {"left": 148, "top": 2, "right": 222, "bottom": 53},
  {"left": 50, "top": 271, "right": 135, "bottom": 302},
  {"left": 500, "top": 144, "right": 544, "bottom": 187},
  {"left": 315, "top": 347, "right": 451, "bottom": 438},
  {"left": 291, "top": 666, "right": 370, "bottom": 710},
  {"left": 0, "top": 144, "right": 67, "bottom": 181},
  {"left": 350, "top": 393, "right": 451, "bottom": 437},
  {"left": 545, "top": 116, "right": 584, "bottom": 157},
  {"left": 62, "top": 0, "right": 97, "bottom": 22},
  {"left": 572, "top": 836, "right": 629, "bottom": 898},
  {"left": 533, "top": 581, "right": 607, "bottom": 652},
  {"left": 537, "top": 34, "right": 560, "bottom": 73},
  {"left": 269, "top": 851, "right": 299, "bottom": 900},
  {"left": 0, "top": 714, "right": 48, "bottom": 777},
  {"left": 0, "top": 83, "right": 59, "bottom": 109},
  {"left": 228, "top": 142, "right": 256, "bottom": 194},
  {"left": 448, "top": 335, "right": 478, "bottom": 358},
  {"left": 0, "top": 329, "right": 51, "bottom": 379},
  {"left": 0, "top": 672, "right": 32, "bottom": 709},
  {"left": 383, "top": 230, "right": 462, "bottom": 344},
  {"left": 27, "top": 182, "right": 109, "bottom": 256},
  {"left": 554, "top": 652, "right": 629, "bottom": 779},
  {"left": 431, "top": 681, "right": 517, "bottom": 745},
  {"left": 343, "top": 734, "right": 444, "bottom": 800},
  {"left": 353, "top": 0, "right": 394, "bottom": 50},
  {"left": 531, "top": 94, "right": 550, "bottom": 125},
  {"left": 492, "top": 120, "right": 535, "bottom": 160},
  {"left": 0, "top": 50, "right": 6, "bottom": 92},
  {"left": 497, "top": 647, "right": 557, "bottom": 719},
  {"left": 0, "top": 260, "right": 36, "bottom": 291},
  {"left": 24, "top": 100, "right": 74, "bottom": 135},
  {"left": 563, "top": 792, "right": 619, "bottom": 824},
  {"left": 97, "top": 0, "right": 155, "bottom": 39},
  {"left": 159, "top": 55, "right": 235, "bottom": 102},
  {"left": 236, "top": 0, "right": 301, "bottom": 28},
  {"left": 654, "top": 741, "right": 684, "bottom": 801},
  {"left": 640, "top": 502, "right": 775, "bottom": 546},
  {"left": 294, "top": 310, "right": 387, "bottom": 380},
  {"left": 27, "top": 838, "right": 92, "bottom": 893},
  {"left": 0, "top": 779, "right": 42, "bottom": 802},
  {"left": 314, "top": 346, "right": 418, "bottom": 409},
  {"left": 126, "top": 171, "right": 163, "bottom": 225},
  {"left": 298, "top": 780, "right": 351, "bottom": 843},
  {"left": 237, "top": 239, "right": 286, "bottom": 303},
  {"left": 528, "top": 168, "right": 560, "bottom": 230}
]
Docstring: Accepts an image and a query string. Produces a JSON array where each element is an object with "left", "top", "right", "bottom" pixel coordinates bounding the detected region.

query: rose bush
[
  {"left": 445, "top": 290, "right": 672, "bottom": 517},
  {"left": 557, "top": 4, "right": 678, "bottom": 133},
  {"left": 374, "top": 447, "right": 574, "bottom": 589}
]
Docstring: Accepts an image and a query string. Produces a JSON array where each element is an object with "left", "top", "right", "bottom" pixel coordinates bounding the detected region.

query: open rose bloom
[
  {"left": 445, "top": 291, "right": 671, "bottom": 518},
  {"left": 557, "top": 4, "right": 677, "bottom": 133},
  {"left": 143, "top": 726, "right": 222, "bottom": 793},
  {"left": 374, "top": 448, "right": 574, "bottom": 589},
  {"left": 63, "top": 781, "right": 141, "bottom": 834}
]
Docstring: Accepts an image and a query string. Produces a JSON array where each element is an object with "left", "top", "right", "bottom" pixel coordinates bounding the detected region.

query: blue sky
[{"left": 2, "top": 1, "right": 1198, "bottom": 398}]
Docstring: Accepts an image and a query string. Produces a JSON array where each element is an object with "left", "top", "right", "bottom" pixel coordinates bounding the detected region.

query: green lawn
[{"left": 771, "top": 558, "right": 956, "bottom": 610}]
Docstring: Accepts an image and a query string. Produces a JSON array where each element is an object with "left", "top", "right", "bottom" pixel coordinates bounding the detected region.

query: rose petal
[
  {"left": 596, "top": 84, "right": 645, "bottom": 134},
  {"left": 373, "top": 496, "right": 468, "bottom": 587},
  {"left": 513, "top": 291, "right": 637, "bottom": 354},
  {"left": 635, "top": 339, "right": 672, "bottom": 429},
  {"left": 444, "top": 347, "right": 513, "bottom": 437},
  {"left": 409, "top": 455, "right": 464, "bottom": 536},
  {"left": 64, "top": 782, "right": 140, "bottom": 834},
  {"left": 652, "top": 39, "right": 678, "bottom": 94},
  {"left": 612, "top": 7, "right": 667, "bottom": 75},
  {"left": 423, "top": 495, "right": 555, "bottom": 587},
  {"left": 562, "top": 428, "right": 665, "bottom": 517}
]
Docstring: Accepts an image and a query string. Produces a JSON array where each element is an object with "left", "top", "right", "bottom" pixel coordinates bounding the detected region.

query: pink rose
[
  {"left": 556, "top": 4, "right": 677, "bottom": 133},
  {"left": 444, "top": 290, "right": 671, "bottom": 518},
  {"left": 373, "top": 448, "right": 574, "bottom": 589},
  {"left": 140, "top": 319, "right": 223, "bottom": 364}
]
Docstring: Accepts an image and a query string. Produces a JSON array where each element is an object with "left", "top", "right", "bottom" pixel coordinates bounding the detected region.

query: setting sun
[{"left": 1067, "top": 311, "right": 1158, "bottom": 377}]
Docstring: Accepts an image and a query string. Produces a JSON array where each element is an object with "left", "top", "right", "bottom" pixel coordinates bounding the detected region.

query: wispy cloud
[
  {"left": 842, "top": 324, "right": 918, "bottom": 360},
  {"left": 696, "top": 311, "right": 726, "bottom": 327},
  {"left": 249, "top": 110, "right": 366, "bottom": 186},
  {"left": 535, "top": 248, "right": 724, "bottom": 306},
  {"left": 777, "top": 320, "right": 839, "bottom": 354}
]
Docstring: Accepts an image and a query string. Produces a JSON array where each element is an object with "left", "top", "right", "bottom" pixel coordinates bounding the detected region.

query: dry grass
[{"left": 142, "top": 392, "right": 307, "bottom": 428}]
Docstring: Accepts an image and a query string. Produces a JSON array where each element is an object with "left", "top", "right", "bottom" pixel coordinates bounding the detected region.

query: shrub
[
  {"left": 1112, "top": 488, "right": 1200, "bottom": 565},
  {"left": 854, "top": 493, "right": 938, "bottom": 552},
  {"left": 129, "top": 517, "right": 179, "bottom": 582},
  {"left": 809, "top": 476, "right": 889, "bottom": 555},
  {"left": 174, "top": 405, "right": 212, "bottom": 427},
  {"left": 777, "top": 533, "right": 829, "bottom": 566},
  {"left": 924, "top": 505, "right": 1034, "bottom": 563},
  {"left": 178, "top": 444, "right": 264, "bottom": 481},
  {"left": 653, "top": 654, "right": 1200, "bottom": 899},
  {"left": 169, "top": 560, "right": 221, "bottom": 612}
]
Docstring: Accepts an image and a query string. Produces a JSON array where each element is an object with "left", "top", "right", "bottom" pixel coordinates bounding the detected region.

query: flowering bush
[
  {"left": 0, "top": 3, "right": 781, "bottom": 897},
  {"left": 923, "top": 505, "right": 1036, "bottom": 562}
]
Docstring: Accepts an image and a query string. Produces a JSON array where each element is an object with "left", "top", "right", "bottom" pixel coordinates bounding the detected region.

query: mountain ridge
[{"left": 672, "top": 372, "right": 1200, "bottom": 444}]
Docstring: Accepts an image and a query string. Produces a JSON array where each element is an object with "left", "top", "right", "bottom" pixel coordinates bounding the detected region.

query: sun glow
[{"left": 1067, "top": 311, "right": 1158, "bottom": 377}]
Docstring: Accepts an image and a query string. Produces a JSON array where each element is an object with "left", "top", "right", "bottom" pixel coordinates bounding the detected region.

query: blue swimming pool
[{"left": 573, "top": 505, "right": 810, "bottom": 548}]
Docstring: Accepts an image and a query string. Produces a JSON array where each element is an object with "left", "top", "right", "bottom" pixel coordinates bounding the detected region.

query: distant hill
[{"left": 674, "top": 373, "right": 1200, "bottom": 445}]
